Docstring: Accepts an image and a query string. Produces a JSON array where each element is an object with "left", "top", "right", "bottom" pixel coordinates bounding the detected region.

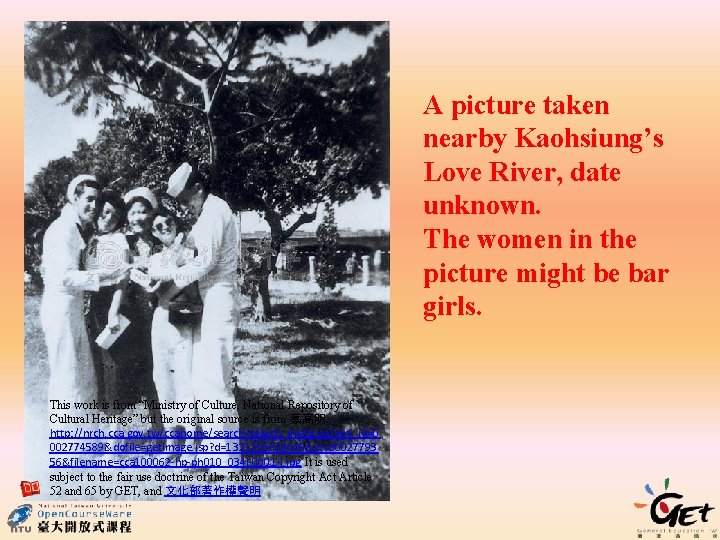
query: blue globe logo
[{"left": 7, "top": 504, "right": 32, "bottom": 527}]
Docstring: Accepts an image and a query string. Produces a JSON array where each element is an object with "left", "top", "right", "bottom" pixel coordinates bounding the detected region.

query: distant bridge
[{"left": 241, "top": 230, "right": 390, "bottom": 271}]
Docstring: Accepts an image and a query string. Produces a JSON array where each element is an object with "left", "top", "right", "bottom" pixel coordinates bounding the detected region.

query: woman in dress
[
  {"left": 147, "top": 207, "right": 200, "bottom": 429},
  {"left": 112, "top": 186, "right": 161, "bottom": 408},
  {"left": 83, "top": 191, "right": 130, "bottom": 405}
]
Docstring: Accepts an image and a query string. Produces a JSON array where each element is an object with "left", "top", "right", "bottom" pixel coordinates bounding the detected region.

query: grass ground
[{"left": 24, "top": 281, "right": 389, "bottom": 501}]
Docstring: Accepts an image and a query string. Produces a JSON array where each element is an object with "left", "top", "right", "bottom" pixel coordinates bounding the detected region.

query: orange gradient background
[{"left": 5, "top": 1, "right": 720, "bottom": 539}]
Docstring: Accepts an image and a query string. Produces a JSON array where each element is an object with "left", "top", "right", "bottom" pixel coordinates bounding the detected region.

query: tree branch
[
  {"left": 230, "top": 100, "right": 293, "bottom": 137},
  {"left": 104, "top": 74, "right": 205, "bottom": 115},
  {"left": 105, "top": 22, "right": 209, "bottom": 112},
  {"left": 208, "top": 22, "right": 244, "bottom": 114},
  {"left": 186, "top": 21, "right": 224, "bottom": 65},
  {"left": 282, "top": 210, "right": 318, "bottom": 241},
  {"left": 147, "top": 52, "right": 204, "bottom": 88},
  {"left": 231, "top": 114, "right": 293, "bottom": 138}
]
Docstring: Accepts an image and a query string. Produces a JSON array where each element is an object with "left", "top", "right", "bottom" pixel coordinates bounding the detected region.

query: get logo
[{"left": 635, "top": 478, "right": 714, "bottom": 527}]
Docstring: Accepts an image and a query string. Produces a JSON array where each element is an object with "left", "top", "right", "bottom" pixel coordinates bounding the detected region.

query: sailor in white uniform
[
  {"left": 40, "top": 175, "right": 126, "bottom": 405},
  {"left": 150, "top": 163, "right": 239, "bottom": 417}
]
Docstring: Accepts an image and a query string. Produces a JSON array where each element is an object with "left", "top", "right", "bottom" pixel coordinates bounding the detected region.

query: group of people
[{"left": 40, "top": 163, "right": 240, "bottom": 432}]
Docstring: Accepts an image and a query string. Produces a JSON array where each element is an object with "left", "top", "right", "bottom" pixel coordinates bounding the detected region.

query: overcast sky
[{"left": 24, "top": 24, "right": 389, "bottom": 232}]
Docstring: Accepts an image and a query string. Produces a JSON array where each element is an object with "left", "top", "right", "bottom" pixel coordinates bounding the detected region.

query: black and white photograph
[{"left": 24, "top": 21, "right": 389, "bottom": 501}]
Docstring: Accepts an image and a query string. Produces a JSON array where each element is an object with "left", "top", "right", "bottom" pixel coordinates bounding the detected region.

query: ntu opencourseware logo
[
  {"left": 635, "top": 478, "right": 714, "bottom": 527},
  {"left": 6, "top": 504, "right": 32, "bottom": 532}
]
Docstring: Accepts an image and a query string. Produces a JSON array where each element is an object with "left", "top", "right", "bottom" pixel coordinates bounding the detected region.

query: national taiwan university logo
[{"left": 635, "top": 478, "right": 714, "bottom": 527}]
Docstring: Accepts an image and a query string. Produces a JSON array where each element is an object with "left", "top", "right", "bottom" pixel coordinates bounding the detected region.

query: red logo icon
[{"left": 20, "top": 481, "right": 40, "bottom": 497}]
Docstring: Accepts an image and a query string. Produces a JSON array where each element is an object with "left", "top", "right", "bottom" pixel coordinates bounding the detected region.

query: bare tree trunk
[
  {"left": 254, "top": 271, "right": 271, "bottom": 321},
  {"left": 255, "top": 224, "right": 284, "bottom": 321},
  {"left": 252, "top": 208, "right": 317, "bottom": 322},
  {"left": 205, "top": 115, "right": 218, "bottom": 165}
]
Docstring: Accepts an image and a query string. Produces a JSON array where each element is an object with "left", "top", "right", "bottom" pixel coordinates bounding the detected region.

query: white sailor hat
[
  {"left": 123, "top": 187, "right": 158, "bottom": 210},
  {"left": 167, "top": 162, "right": 193, "bottom": 198},
  {"left": 66, "top": 174, "right": 97, "bottom": 200}
]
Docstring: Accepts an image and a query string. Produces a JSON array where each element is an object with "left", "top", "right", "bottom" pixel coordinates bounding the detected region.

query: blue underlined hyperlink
[{"left": 49, "top": 428, "right": 381, "bottom": 440}]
